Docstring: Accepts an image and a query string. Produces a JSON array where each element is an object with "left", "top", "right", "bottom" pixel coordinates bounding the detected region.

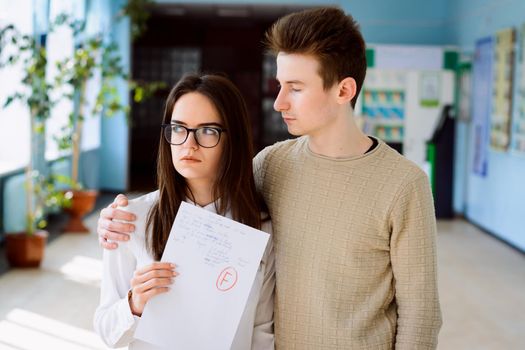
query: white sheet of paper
[{"left": 134, "top": 202, "right": 269, "bottom": 349}]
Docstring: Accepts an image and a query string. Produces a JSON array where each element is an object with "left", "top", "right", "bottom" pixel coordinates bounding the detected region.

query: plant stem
[
  {"left": 72, "top": 82, "right": 86, "bottom": 186},
  {"left": 26, "top": 108, "right": 37, "bottom": 235}
]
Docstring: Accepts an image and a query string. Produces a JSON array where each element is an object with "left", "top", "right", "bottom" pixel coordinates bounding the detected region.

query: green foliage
[
  {"left": 0, "top": 25, "right": 54, "bottom": 125},
  {"left": 53, "top": 13, "right": 163, "bottom": 137},
  {"left": 130, "top": 80, "right": 167, "bottom": 103},
  {"left": 0, "top": 24, "right": 62, "bottom": 234},
  {"left": 0, "top": 6, "right": 161, "bottom": 232},
  {"left": 52, "top": 13, "right": 164, "bottom": 187},
  {"left": 28, "top": 171, "right": 73, "bottom": 233},
  {"left": 119, "top": 0, "right": 154, "bottom": 41}
]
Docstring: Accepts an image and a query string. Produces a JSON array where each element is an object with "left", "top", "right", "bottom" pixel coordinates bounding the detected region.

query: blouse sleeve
[
  {"left": 93, "top": 243, "right": 140, "bottom": 348},
  {"left": 251, "top": 220, "right": 275, "bottom": 350}
]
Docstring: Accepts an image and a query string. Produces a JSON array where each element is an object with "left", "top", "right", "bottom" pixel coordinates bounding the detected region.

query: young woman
[{"left": 94, "top": 74, "right": 274, "bottom": 350}]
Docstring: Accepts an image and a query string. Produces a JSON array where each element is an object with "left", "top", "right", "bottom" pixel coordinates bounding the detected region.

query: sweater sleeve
[
  {"left": 253, "top": 146, "right": 273, "bottom": 195},
  {"left": 389, "top": 171, "right": 442, "bottom": 349},
  {"left": 93, "top": 244, "right": 140, "bottom": 348},
  {"left": 251, "top": 220, "right": 275, "bottom": 350}
]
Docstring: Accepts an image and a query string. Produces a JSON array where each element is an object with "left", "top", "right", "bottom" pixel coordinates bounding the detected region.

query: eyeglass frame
[{"left": 160, "top": 123, "right": 227, "bottom": 148}]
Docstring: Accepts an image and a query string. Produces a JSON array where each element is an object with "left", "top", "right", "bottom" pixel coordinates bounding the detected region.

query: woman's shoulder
[
  {"left": 129, "top": 190, "right": 159, "bottom": 205},
  {"left": 125, "top": 191, "right": 158, "bottom": 216}
]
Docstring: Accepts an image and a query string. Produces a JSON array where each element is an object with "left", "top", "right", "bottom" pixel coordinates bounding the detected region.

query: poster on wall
[
  {"left": 472, "top": 37, "right": 493, "bottom": 177},
  {"left": 458, "top": 63, "right": 472, "bottom": 122},
  {"left": 491, "top": 28, "right": 515, "bottom": 151},
  {"left": 361, "top": 70, "right": 407, "bottom": 143},
  {"left": 419, "top": 71, "right": 441, "bottom": 107},
  {"left": 513, "top": 24, "right": 525, "bottom": 154}
]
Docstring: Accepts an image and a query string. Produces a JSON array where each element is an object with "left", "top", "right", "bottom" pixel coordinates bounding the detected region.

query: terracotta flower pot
[
  {"left": 5, "top": 230, "right": 48, "bottom": 268},
  {"left": 63, "top": 189, "right": 99, "bottom": 233}
]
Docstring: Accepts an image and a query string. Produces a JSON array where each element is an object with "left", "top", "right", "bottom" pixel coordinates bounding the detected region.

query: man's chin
[{"left": 285, "top": 126, "right": 304, "bottom": 137}]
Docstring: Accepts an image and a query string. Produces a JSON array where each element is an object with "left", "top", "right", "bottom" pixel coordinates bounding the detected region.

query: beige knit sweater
[{"left": 254, "top": 136, "right": 441, "bottom": 349}]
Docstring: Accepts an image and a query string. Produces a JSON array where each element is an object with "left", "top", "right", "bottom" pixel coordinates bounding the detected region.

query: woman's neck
[{"left": 186, "top": 180, "right": 215, "bottom": 207}]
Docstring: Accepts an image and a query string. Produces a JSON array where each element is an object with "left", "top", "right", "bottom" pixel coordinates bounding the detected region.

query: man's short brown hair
[{"left": 265, "top": 7, "right": 367, "bottom": 108}]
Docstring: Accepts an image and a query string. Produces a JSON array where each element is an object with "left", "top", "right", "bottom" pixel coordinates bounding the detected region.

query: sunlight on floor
[
  {"left": 0, "top": 308, "right": 114, "bottom": 350},
  {"left": 59, "top": 255, "right": 103, "bottom": 287}
]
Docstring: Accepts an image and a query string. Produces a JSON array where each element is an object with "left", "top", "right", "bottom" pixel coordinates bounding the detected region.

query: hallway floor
[{"left": 0, "top": 203, "right": 523, "bottom": 349}]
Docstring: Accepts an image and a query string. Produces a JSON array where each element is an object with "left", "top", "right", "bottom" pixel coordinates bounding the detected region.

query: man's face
[{"left": 274, "top": 53, "right": 340, "bottom": 137}]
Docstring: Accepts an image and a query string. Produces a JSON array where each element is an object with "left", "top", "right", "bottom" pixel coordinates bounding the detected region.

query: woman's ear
[{"left": 336, "top": 77, "right": 357, "bottom": 105}]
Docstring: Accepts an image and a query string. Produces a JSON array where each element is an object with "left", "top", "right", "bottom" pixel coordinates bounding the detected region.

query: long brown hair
[
  {"left": 146, "top": 74, "right": 261, "bottom": 260},
  {"left": 265, "top": 7, "right": 367, "bottom": 108}
]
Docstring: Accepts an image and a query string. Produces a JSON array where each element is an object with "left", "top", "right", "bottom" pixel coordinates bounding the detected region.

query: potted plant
[
  {"left": 0, "top": 25, "right": 70, "bottom": 267},
  {"left": 52, "top": 14, "right": 163, "bottom": 232}
]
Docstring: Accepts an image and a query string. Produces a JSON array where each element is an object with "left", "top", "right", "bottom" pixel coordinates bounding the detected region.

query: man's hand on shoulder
[{"left": 97, "top": 194, "right": 136, "bottom": 249}]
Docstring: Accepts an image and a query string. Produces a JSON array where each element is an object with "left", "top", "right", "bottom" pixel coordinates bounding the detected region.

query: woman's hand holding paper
[{"left": 129, "top": 262, "right": 178, "bottom": 316}]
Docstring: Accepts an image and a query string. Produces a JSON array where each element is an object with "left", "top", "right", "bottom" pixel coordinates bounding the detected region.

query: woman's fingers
[
  {"left": 97, "top": 200, "right": 136, "bottom": 248},
  {"left": 140, "top": 268, "right": 178, "bottom": 283},
  {"left": 100, "top": 206, "right": 136, "bottom": 223},
  {"left": 129, "top": 263, "right": 178, "bottom": 316},
  {"left": 131, "top": 262, "right": 178, "bottom": 286},
  {"left": 134, "top": 262, "right": 176, "bottom": 277},
  {"left": 115, "top": 193, "right": 129, "bottom": 207},
  {"left": 134, "top": 276, "right": 174, "bottom": 294}
]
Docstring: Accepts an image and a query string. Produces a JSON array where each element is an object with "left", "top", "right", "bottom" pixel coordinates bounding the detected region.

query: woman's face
[{"left": 169, "top": 92, "right": 225, "bottom": 191}]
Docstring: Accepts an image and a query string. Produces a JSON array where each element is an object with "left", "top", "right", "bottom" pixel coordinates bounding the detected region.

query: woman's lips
[{"left": 180, "top": 156, "right": 201, "bottom": 162}]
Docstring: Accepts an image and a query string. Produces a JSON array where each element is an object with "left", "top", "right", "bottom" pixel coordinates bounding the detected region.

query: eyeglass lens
[{"left": 164, "top": 124, "right": 221, "bottom": 148}]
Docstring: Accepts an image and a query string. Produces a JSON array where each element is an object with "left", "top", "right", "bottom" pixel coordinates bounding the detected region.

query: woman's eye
[
  {"left": 202, "top": 127, "right": 218, "bottom": 135},
  {"left": 172, "top": 125, "right": 185, "bottom": 133}
]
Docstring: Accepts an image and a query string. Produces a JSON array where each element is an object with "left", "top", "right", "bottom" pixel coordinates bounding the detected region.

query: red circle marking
[{"left": 216, "top": 266, "right": 238, "bottom": 291}]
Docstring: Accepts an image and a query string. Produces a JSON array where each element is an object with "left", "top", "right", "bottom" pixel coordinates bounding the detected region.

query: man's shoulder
[
  {"left": 376, "top": 142, "right": 430, "bottom": 184},
  {"left": 255, "top": 137, "right": 305, "bottom": 164},
  {"left": 383, "top": 144, "right": 425, "bottom": 175}
]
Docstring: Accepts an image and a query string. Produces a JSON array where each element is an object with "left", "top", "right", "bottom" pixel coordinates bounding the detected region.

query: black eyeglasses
[{"left": 161, "top": 124, "right": 227, "bottom": 148}]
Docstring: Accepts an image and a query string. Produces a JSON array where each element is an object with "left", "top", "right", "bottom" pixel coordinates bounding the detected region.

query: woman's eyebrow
[{"left": 170, "top": 120, "right": 223, "bottom": 127}]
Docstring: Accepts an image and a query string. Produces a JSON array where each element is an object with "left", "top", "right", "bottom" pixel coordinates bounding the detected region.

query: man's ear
[{"left": 336, "top": 77, "right": 357, "bottom": 104}]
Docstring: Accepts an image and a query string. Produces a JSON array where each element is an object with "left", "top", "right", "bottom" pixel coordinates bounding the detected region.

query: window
[{"left": 0, "top": 0, "right": 33, "bottom": 174}]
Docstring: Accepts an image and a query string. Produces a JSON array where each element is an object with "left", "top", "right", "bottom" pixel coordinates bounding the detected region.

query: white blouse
[{"left": 94, "top": 191, "right": 275, "bottom": 349}]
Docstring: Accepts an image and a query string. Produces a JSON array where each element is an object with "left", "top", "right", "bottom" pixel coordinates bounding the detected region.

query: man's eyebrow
[
  {"left": 276, "top": 79, "right": 305, "bottom": 85},
  {"left": 170, "top": 120, "right": 223, "bottom": 127}
]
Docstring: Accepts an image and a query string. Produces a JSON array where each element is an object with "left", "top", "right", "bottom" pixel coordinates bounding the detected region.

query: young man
[{"left": 98, "top": 7, "right": 441, "bottom": 349}]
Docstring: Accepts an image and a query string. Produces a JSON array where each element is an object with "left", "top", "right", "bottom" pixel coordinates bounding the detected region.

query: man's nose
[{"left": 274, "top": 88, "right": 289, "bottom": 112}]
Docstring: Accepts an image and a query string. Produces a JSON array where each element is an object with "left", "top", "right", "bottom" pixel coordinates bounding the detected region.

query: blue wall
[
  {"left": 98, "top": 0, "right": 130, "bottom": 191},
  {"left": 449, "top": 0, "right": 525, "bottom": 251},
  {"left": 448, "top": 0, "right": 525, "bottom": 52}
]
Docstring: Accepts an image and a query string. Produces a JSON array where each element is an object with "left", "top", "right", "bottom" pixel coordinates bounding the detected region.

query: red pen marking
[{"left": 216, "top": 267, "right": 238, "bottom": 291}]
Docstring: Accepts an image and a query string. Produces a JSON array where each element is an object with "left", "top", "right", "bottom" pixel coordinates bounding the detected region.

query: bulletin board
[
  {"left": 513, "top": 24, "right": 525, "bottom": 154},
  {"left": 472, "top": 37, "right": 493, "bottom": 177},
  {"left": 491, "top": 28, "right": 515, "bottom": 151}
]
